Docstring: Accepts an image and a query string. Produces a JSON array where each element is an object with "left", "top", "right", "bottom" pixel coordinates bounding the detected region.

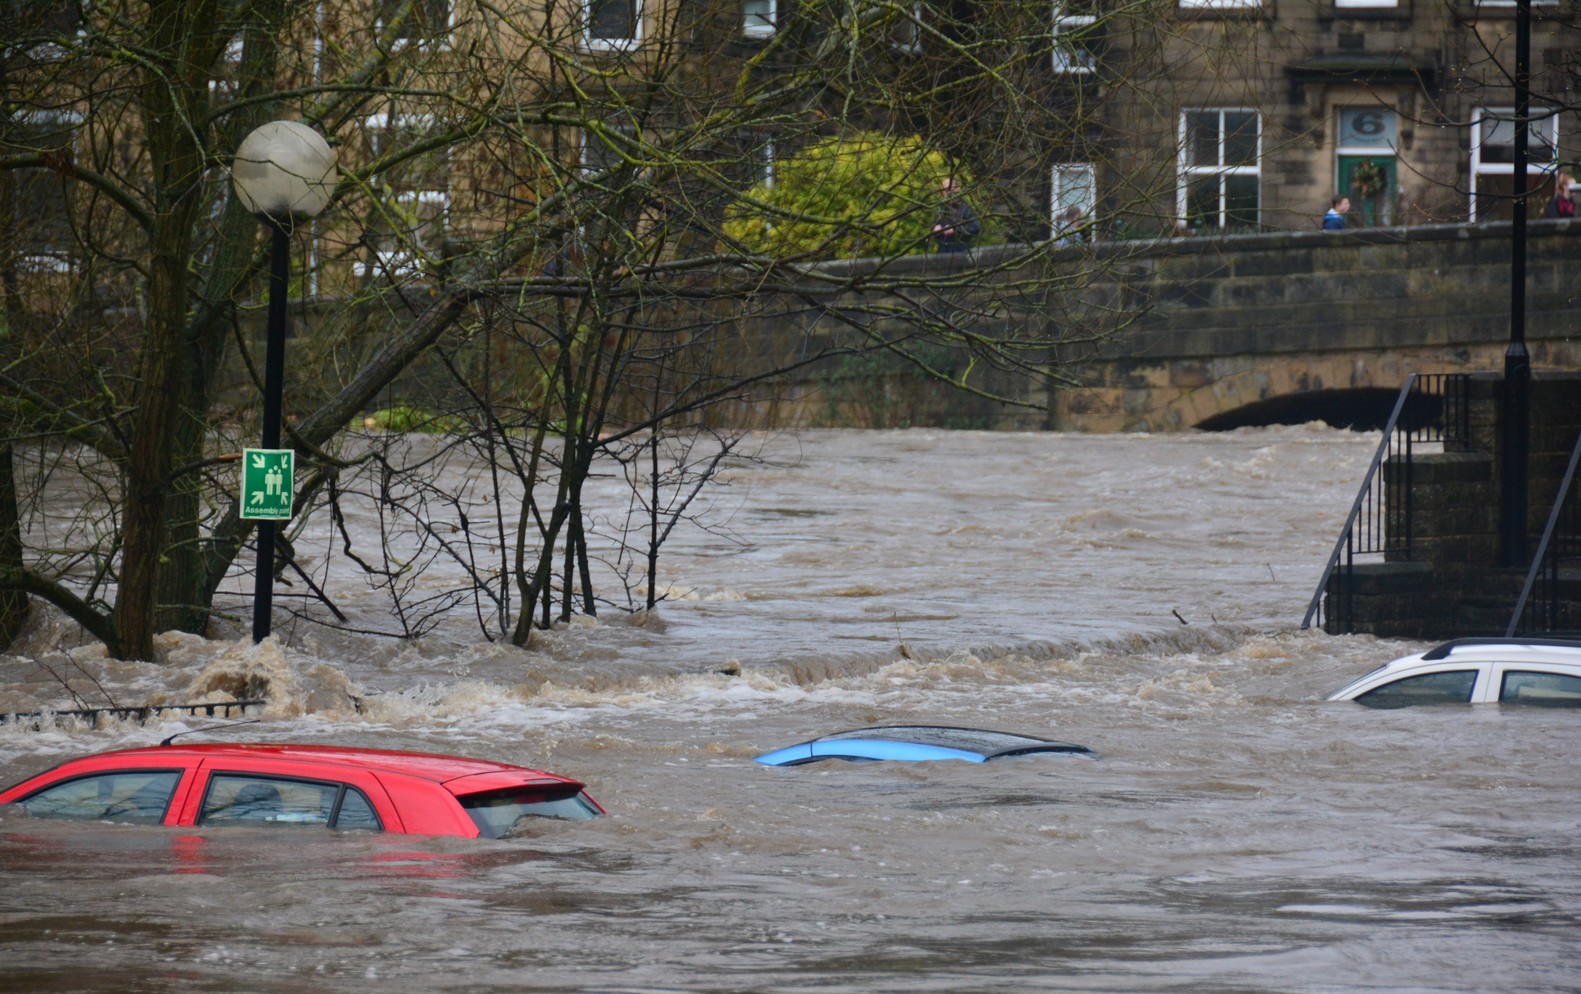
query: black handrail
[
  {"left": 1506, "top": 426, "right": 1581, "bottom": 636},
  {"left": 1302, "top": 373, "right": 1471, "bottom": 632},
  {"left": 1, "top": 699, "right": 266, "bottom": 729}
]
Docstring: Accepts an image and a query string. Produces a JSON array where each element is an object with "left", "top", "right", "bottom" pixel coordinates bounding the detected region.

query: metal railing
[
  {"left": 1507, "top": 427, "right": 1581, "bottom": 636},
  {"left": 0, "top": 698, "right": 265, "bottom": 730},
  {"left": 1302, "top": 373, "right": 1472, "bottom": 632}
]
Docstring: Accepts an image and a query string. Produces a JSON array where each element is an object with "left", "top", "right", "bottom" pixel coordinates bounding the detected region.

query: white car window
[
  {"left": 1499, "top": 669, "right": 1581, "bottom": 707},
  {"left": 1356, "top": 669, "right": 1478, "bottom": 708}
]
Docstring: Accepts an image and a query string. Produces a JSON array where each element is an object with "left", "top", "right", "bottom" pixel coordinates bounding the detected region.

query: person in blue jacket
[{"left": 1323, "top": 195, "right": 1351, "bottom": 230}]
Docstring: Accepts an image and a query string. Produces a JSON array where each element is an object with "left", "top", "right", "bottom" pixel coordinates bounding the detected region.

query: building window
[
  {"left": 744, "top": 0, "right": 775, "bottom": 37},
  {"left": 585, "top": 0, "right": 640, "bottom": 49},
  {"left": 7, "top": 112, "right": 81, "bottom": 272},
  {"left": 376, "top": 0, "right": 452, "bottom": 47},
  {"left": 1052, "top": 2, "right": 1097, "bottom": 73},
  {"left": 1177, "top": 0, "right": 1261, "bottom": 8},
  {"left": 357, "top": 113, "right": 451, "bottom": 280},
  {"left": 895, "top": 2, "right": 923, "bottom": 53},
  {"left": 4, "top": 0, "right": 82, "bottom": 39},
  {"left": 1335, "top": 0, "right": 1397, "bottom": 8},
  {"left": 3, "top": 0, "right": 82, "bottom": 66},
  {"left": 1335, "top": 107, "right": 1398, "bottom": 226},
  {"left": 1469, "top": 106, "right": 1558, "bottom": 222},
  {"left": 1179, "top": 108, "right": 1260, "bottom": 231},
  {"left": 747, "top": 136, "right": 774, "bottom": 189},
  {"left": 1051, "top": 163, "right": 1095, "bottom": 240},
  {"left": 857, "top": 0, "right": 923, "bottom": 53}
]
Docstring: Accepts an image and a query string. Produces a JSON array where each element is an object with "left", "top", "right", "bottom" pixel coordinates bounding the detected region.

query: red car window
[
  {"left": 199, "top": 774, "right": 383, "bottom": 831},
  {"left": 15, "top": 770, "right": 182, "bottom": 825},
  {"left": 457, "top": 785, "right": 602, "bottom": 837}
]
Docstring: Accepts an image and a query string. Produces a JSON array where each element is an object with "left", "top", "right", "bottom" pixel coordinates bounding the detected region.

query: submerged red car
[{"left": 0, "top": 743, "right": 603, "bottom": 838}]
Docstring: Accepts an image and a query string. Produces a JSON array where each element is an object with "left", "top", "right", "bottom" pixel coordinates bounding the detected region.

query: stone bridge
[
  {"left": 255, "top": 219, "right": 1581, "bottom": 435},
  {"left": 778, "top": 218, "right": 1581, "bottom": 433},
  {"left": 1042, "top": 219, "right": 1581, "bottom": 432}
]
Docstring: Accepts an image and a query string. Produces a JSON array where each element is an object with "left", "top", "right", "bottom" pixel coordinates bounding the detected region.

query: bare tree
[{"left": 1, "top": 0, "right": 1185, "bottom": 657}]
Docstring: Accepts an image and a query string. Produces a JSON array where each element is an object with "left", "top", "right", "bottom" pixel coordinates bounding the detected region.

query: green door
[{"left": 1337, "top": 155, "right": 1396, "bottom": 226}]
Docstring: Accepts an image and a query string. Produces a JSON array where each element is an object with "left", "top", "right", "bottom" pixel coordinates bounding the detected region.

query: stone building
[
  {"left": 1074, "top": 0, "right": 1581, "bottom": 236},
  {"left": 7, "top": 1, "right": 1577, "bottom": 273}
]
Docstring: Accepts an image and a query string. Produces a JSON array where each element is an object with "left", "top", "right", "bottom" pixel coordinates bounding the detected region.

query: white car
[{"left": 1328, "top": 638, "right": 1581, "bottom": 708}]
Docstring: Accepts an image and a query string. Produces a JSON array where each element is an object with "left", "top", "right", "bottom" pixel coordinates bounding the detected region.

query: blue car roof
[{"left": 754, "top": 725, "right": 1097, "bottom": 766}]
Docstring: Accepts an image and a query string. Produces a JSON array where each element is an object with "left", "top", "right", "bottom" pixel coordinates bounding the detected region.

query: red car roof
[{"left": 66, "top": 743, "right": 583, "bottom": 788}]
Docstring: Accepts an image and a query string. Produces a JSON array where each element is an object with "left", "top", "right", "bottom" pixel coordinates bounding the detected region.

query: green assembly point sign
[{"left": 240, "top": 448, "right": 294, "bottom": 521}]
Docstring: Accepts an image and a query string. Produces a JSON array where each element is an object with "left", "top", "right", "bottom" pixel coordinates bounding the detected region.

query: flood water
[{"left": 2, "top": 426, "right": 1578, "bottom": 993}]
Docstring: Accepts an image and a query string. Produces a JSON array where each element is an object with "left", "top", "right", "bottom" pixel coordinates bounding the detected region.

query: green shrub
[
  {"left": 357, "top": 405, "right": 466, "bottom": 434},
  {"left": 723, "top": 133, "right": 972, "bottom": 259}
]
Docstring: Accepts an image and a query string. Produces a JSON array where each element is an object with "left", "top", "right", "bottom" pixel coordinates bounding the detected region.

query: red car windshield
[{"left": 457, "top": 786, "right": 602, "bottom": 837}]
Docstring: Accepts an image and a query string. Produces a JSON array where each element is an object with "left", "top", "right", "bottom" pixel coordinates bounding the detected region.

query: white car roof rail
[{"left": 1421, "top": 637, "right": 1581, "bottom": 661}]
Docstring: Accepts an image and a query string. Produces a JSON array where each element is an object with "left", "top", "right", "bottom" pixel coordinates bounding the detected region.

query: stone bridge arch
[
  {"left": 1043, "top": 221, "right": 1581, "bottom": 432},
  {"left": 1088, "top": 343, "right": 1521, "bottom": 433}
]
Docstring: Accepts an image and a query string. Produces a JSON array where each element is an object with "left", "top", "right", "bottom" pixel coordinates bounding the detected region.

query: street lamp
[
  {"left": 230, "top": 120, "right": 337, "bottom": 643},
  {"left": 1502, "top": 0, "right": 1532, "bottom": 568}
]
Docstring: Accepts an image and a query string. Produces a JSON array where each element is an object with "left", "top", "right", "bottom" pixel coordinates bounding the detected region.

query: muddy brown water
[{"left": 2, "top": 427, "right": 1577, "bottom": 993}]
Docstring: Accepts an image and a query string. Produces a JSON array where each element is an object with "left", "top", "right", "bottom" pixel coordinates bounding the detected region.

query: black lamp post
[
  {"left": 230, "top": 120, "right": 337, "bottom": 642},
  {"left": 1502, "top": 0, "right": 1532, "bottom": 568}
]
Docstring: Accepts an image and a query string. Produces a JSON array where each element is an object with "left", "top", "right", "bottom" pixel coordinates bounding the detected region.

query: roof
[
  {"left": 755, "top": 725, "right": 1097, "bottom": 766},
  {"left": 77, "top": 743, "right": 561, "bottom": 785}
]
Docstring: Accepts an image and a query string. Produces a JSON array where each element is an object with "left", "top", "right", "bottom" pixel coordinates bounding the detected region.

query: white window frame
[
  {"left": 355, "top": 111, "right": 452, "bottom": 279},
  {"left": 1178, "top": 108, "right": 1261, "bottom": 230},
  {"left": 1335, "top": 0, "right": 1397, "bottom": 8},
  {"left": 11, "top": 109, "right": 83, "bottom": 273},
  {"left": 744, "top": 0, "right": 775, "bottom": 38},
  {"left": 303, "top": 221, "right": 323, "bottom": 295},
  {"left": 1474, "top": 0, "right": 1558, "bottom": 6},
  {"left": 752, "top": 138, "right": 775, "bottom": 188},
  {"left": 583, "top": 0, "right": 642, "bottom": 51},
  {"left": 904, "top": 2, "right": 924, "bottom": 52},
  {"left": 1051, "top": 163, "right": 1095, "bottom": 236},
  {"left": 1469, "top": 106, "right": 1559, "bottom": 222},
  {"left": 375, "top": 0, "right": 454, "bottom": 50},
  {"left": 1052, "top": 3, "right": 1096, "bottom": 74}
]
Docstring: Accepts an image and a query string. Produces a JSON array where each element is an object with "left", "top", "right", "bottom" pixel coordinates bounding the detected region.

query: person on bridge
[
  {"left": 1323, "top": 195, "right": 1350, "bottom": 231},
  {"left": 1543, "top": 172, "right": 1576, "bottom": 219},
  {"left": 932, "top": 177, "right": 982, "bottom": 253},
  {"left": 1055, "top": 206, "right": 1088, "bottom": 247}
]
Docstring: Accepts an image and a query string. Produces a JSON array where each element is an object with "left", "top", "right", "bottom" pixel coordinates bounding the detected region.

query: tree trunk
[
  {"left": 112, "top": 0, "right": 219, "bottom": 659},
  {"left": 0, "top": 444, "right": 27, "bottom": 647},
  {"left": 156, "top": 0, "right": 287, "bottom": 637}
]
